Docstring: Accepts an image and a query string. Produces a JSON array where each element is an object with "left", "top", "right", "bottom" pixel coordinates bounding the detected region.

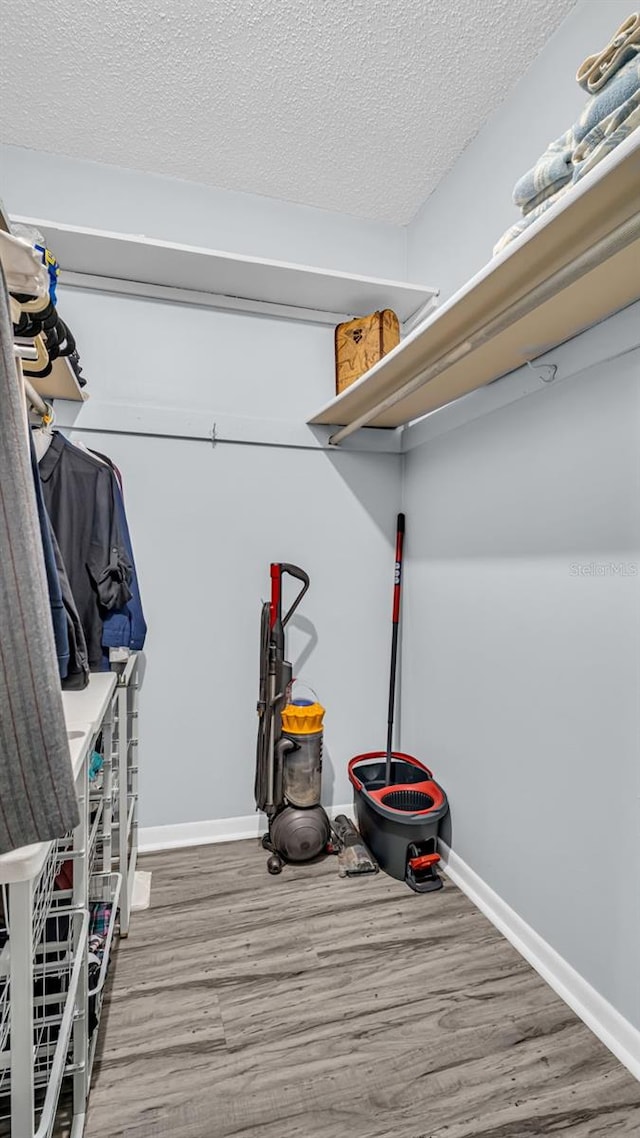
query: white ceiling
[{"left": 0, "top": 0, "right": 575, "bottom": 225}]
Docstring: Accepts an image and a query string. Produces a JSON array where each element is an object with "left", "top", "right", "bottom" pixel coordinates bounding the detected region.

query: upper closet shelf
[
  {"left": 310, "top": 130, "right": 640, "bottom": 443},
  {"left": 9, "top": 216, "right": 438, "bottom": 328},
  {"left": 29, "top": 356, "right": 88, "bottom": 403}
]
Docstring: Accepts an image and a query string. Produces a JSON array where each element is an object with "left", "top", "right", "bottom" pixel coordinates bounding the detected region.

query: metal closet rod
[
  {"left": 329, "top": 210, "right": 640, "bottom": 445},
  {"left": 23, "top": 376, "right": 47, "bottom": 416}
]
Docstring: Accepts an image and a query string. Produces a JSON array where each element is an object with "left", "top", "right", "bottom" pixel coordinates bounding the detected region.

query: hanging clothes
[
  {"left": 90, "top": 448, "right": 147, "bottom": 657},
  {"left": 52, "top": 525, "right": 90, "bottom": 690},
  {"left": 0, "top": 266, "right": 79, "bottom": 853},
  {"left": 38, "top": 433, "right": 133, "bottom": 670},
  {"left": 30, "top": 432, "right": 69, "bottom": 681},
  {"left": 30, "top": 426, "right": 90, "bottom": 689}
]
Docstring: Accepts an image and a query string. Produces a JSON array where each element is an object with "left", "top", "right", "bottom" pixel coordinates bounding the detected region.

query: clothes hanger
[
  {"left": 31, "top": 398, "right": 56, "bottom": 460},
  {"left": 9, "top": 265, "right": 55, "bottom": 377},
  {"left": 15, "top": 290, "right": 53, "bottom": 314},
  {"left": 13, "top": 294, "right": 57, "bottom": 342},
  {"left": 12, "top": 288, "right": 76, "bottom": 372},
  {"left": 21, "top": 332, "right": 52, "bottom": 378},
  {"left": 24, "top": 378, "right": 48, "bottom": 418}
]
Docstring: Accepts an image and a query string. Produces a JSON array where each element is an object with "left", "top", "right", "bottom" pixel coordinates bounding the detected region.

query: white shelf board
[
  {"left": 27, "top": 355, "right": 88, "bottom": 403},
  {"left": 62, "top": 672, "right": 117, "bottom": 734},
  {"left": 309, "top": 130, "right": 640, "bottom": 437},
  {"left": 10, "top": 215, "right": 438, "bottom": 327},
  {"left": 0, "top": 724, "right": 93, "bottom": 885}
]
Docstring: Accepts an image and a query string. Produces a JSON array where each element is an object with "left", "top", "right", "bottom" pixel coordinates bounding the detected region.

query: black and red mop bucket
[
  {"left": 348, "top": 515, "right": 449, "bottom": 893},
  {"left": 348, "top": 752, "right": 448, "bottom": 893}
]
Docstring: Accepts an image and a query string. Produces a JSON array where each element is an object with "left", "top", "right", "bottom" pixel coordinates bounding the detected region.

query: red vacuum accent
[{"left": 269, "top": 563, "right": 281, "bottom": 629}]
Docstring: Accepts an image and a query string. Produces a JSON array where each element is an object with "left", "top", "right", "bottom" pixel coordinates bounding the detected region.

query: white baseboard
[
  {"left": 439, "top": 841, "right": 640, "bottom": 1083},
  {"left": 139, "top": 803, "right": 354, "bottom": 854}
]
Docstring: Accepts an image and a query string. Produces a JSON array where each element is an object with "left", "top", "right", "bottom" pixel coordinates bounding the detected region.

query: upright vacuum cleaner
[{"left": 255, "top": 564, "right": 331, "bottom": 874}]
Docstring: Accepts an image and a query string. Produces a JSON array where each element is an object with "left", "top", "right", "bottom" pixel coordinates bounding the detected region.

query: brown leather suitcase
[{"left": 335, "top": 309, "right": 400, "bottom": 395}]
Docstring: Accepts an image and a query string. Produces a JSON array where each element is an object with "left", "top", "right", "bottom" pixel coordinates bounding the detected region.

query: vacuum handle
[{"left": 280, "top": 564, "right": 310, "bottom": 628}]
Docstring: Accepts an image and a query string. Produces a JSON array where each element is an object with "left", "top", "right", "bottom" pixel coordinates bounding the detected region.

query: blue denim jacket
[{"left": 101, "top": 476, "right": 147, "bottom": 656}]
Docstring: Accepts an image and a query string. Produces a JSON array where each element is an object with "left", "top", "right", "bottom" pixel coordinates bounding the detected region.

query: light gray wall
[
  {"left": 403, "top": 0, "right": 640, "bottom": 1029},
  {"left": 59, "top": 284, "right": 400, "bottom": 828},
  {"left": 402, "top": 352, "right": 640, "bottom": 1029},
  {"left": 407, "top": 0, "right": 634, "bottom": 300},
  {"left": 1, "top": 149, "right": 404, "bottom": 827},
  {"left": 58, "top": 286, "right": 401, "bottom": 827},
  {"left": 0, "top": 144, "right": 406, "bottom": 278}
]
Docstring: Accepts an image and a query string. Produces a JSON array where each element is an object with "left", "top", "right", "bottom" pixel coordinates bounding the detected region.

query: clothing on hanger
[
  {"left": 0, "top": 264, "right": 79, "bottom": 854},
  {"left": 3, "top": 230, "right": 86, "bottom": 389},
  {"left": 72, "top": 440, "right": 146, "bottom": 657},
  {"left": 52, "top": 525, "right": 90, "bottom": 691},
  {"left": 39, "top": 432, "right": 133, "bottom": 670},
  {"left": 90, "top": 447, "right": 123, "bottom": 493},
  {"left": 0, "top": 231, "right": 49, "bottom": 299},
  {"left": 90, "top": 448, "right": 147, "bottom": 656},
  {"left": 32, "top": 420, "right": 54, "bottom": 460},
  {"left": 28, "top": 414, "right": 89, "bottom": 689},
  {"left": 29, "top": 432, "right": 69, "bottom": 680}
]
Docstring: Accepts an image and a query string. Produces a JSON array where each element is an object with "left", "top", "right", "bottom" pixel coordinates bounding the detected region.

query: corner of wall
[{"left": 404, "top": 0, "right": 635, "bottom": 299}]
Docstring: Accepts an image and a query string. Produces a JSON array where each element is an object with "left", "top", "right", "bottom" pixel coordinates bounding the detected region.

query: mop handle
[
  {"left": 385, "top": 514, "right": 405, "bottom": 786},
  {"left": 392, "top": 514, "right": 405, "bottom": 623}
]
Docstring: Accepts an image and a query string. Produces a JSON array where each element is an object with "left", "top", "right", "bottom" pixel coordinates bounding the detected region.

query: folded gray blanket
[
  {"left": 494, "top": 92, "right": 640, "bottom": 255},
  {"left": 513, "top": 52, "right": 640, "bottom": 215}
]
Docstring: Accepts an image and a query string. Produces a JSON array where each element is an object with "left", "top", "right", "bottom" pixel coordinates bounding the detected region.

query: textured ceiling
[{"left": 0, "top": 0, "right": 576, "bottom": 224}]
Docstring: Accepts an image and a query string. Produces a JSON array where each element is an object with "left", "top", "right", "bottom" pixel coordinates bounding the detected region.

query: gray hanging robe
[{"left": 0, "top": 266, "right": 79, "bottom": 853}]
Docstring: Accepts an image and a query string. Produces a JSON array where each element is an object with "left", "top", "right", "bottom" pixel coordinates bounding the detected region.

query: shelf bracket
[{"left": 526, "top": 361, "right": 558, "bottom": 384}]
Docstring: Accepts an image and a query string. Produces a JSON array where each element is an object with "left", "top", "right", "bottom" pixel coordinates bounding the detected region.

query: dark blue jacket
[
  {"left": 101, "top": 474, "right": 147, "bottom": 656},
  {"left": 30, "top": 435, "right": 69, "bottom": 679}
]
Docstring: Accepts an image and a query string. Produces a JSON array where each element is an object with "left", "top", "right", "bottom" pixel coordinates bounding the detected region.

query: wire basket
[
  {"left": 88, "top": 874, "right": 122, "bottom": 1032},
  {"left": 0, "top": 839, "right": 63, "bottom": 1070},
  {"left": 0, "top": 901, "right": 88, "bottom": 1131}
]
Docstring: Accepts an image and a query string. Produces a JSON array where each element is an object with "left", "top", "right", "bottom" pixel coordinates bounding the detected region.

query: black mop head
[{"left": 332, "top": 815, "right": 378, "bottom": 876}]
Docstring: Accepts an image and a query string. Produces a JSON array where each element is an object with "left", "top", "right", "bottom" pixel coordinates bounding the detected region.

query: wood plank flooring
[{"left": 85, "top": 840, "right": 640, "bottom": 1137}]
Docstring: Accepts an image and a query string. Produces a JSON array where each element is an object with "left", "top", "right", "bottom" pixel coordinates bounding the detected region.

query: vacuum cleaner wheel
[{"left": 270, "top": 805, "right": 330, "bottom": 862}]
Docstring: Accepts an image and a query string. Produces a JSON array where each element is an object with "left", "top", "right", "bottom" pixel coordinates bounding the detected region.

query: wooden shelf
[
  {"left": 27, "top": 355, "right": 88, "bottom": 402},
  {"left": 309, "top": 131, "right": 640, "bottom": 440},
  {"left": 10, "top": 216, "right": 438, "bottom": 328}
]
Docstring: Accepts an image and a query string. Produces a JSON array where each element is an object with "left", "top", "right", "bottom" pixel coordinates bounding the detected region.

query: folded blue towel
[{"left": 513, "top": 54, "right": 640, "bottom": 213}]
